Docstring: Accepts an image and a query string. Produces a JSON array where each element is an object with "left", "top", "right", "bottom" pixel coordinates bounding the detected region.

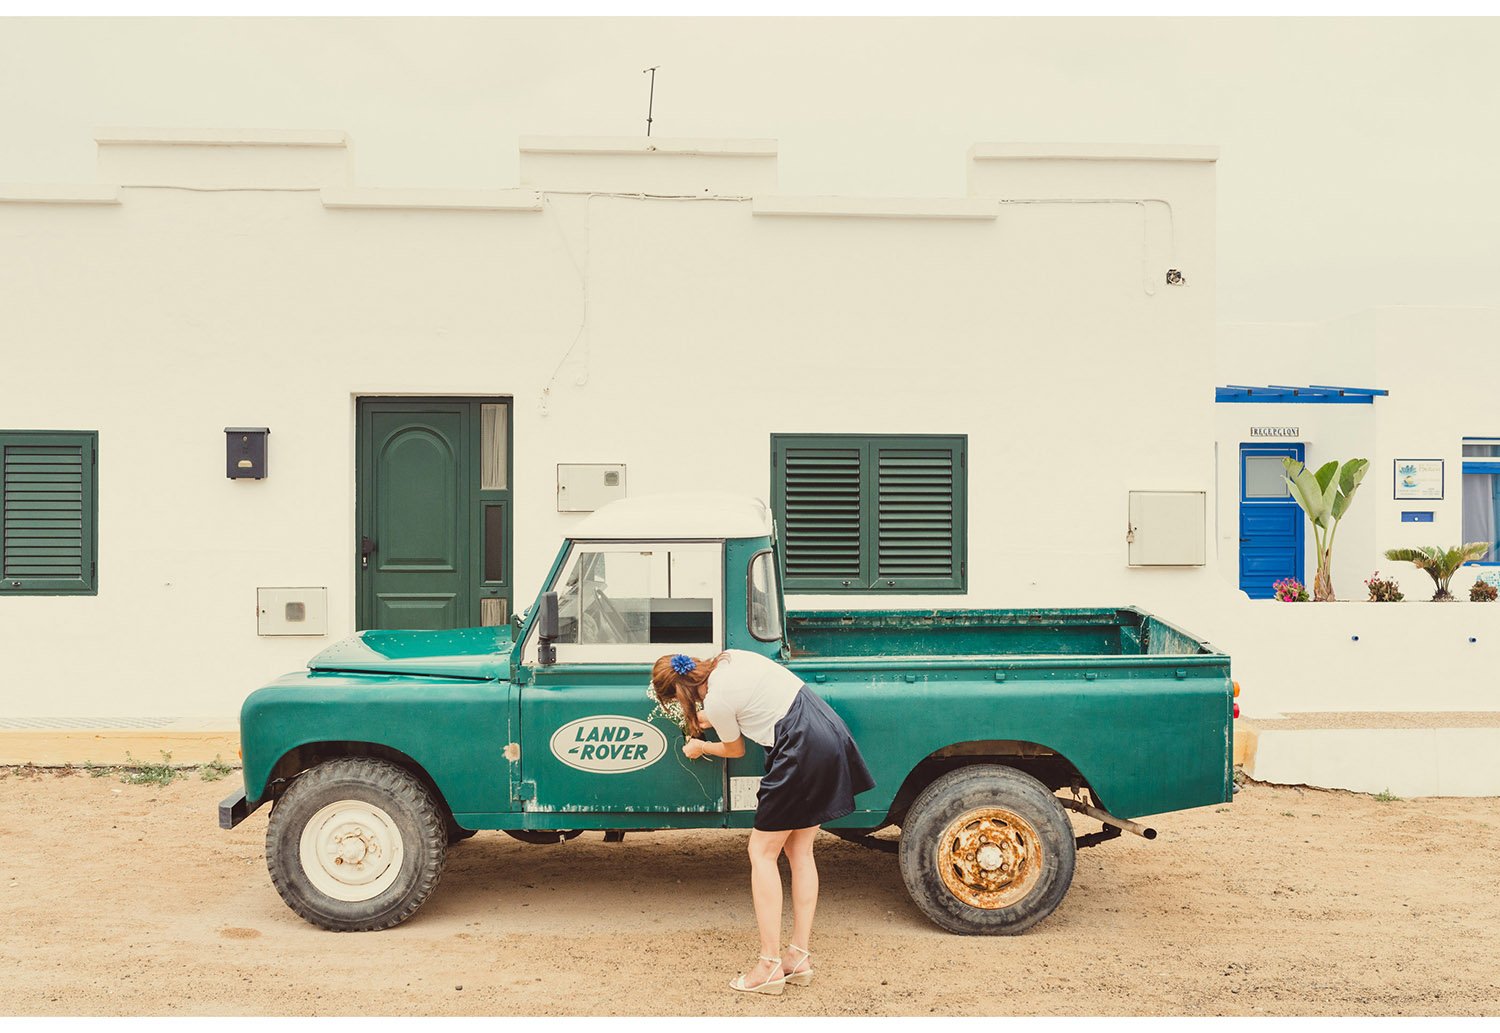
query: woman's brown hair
[{"left": 650, "top": 652, "right": 729, "bottom": 738}]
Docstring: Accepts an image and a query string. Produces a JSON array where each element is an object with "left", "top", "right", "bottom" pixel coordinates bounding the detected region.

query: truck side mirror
[{"left": 537, "top": 591, "right": 559, "bottom": 666}]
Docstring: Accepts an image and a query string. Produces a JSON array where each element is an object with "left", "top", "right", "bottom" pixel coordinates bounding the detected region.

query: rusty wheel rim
[{"left": 936, "top": 807, "right": 1043, "bottom": 909}]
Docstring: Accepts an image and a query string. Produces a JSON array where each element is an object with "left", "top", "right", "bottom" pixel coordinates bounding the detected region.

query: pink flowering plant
[
  {"left": 1272, "top": 577, "right": 1310, "bottom": 602},
  {"left": 1365, "top": 571, "right": 1404, "bottom": 602}
]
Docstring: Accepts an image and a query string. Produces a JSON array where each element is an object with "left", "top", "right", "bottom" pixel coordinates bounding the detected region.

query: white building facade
[{"left": 2, "top": 129, "right": 1495, "bottom": 796}]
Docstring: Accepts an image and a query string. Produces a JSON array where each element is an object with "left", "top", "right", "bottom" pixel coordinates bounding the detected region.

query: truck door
[{"left": 519, "top": 541, "right": 727, "bottom": 816}]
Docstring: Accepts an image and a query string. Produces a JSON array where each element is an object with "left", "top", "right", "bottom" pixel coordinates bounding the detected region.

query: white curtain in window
[{"left": 1462, "top": 472, "right": 1498, "bottom": 562}]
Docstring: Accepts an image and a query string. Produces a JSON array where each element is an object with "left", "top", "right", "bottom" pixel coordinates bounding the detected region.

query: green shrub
[
  {"left": 1471, "top": 580, "right": 1498, "bottom": 603},
  {"left": 1384, "top": 543, "right": 1491, "bottom": 601},
  {"left": 199, "top": 754, "right": 236, "bottom": 782},
  {"left": 119, "top": 750, "right": 184, "bottom": 787}
]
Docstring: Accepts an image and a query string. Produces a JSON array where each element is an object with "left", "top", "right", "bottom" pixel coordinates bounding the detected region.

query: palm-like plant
[
  {"left": 1281, "top": 457, "right": 1370, "bottom": 601},
  {"left": 1382, "top": 543, "right": 1492, "bottom": 601}
]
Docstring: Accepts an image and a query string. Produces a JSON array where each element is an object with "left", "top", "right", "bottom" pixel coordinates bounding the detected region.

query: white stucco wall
[
  {"left": 4, "top": 129, "right": 1496, "bottom": 740},
  {"left": 0, "top": 130, "right": 1233, "bottom": 719}
]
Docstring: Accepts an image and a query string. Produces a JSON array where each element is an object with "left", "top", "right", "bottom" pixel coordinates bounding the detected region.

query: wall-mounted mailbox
[
  {"left": 258, "top": 587, "right": 327, "bottom": 636},
  {"left": 1401, "top": 511, "right": 1434, "bottom": 523},
  {"left": 557, "top": 463, "right": 626, "bottom": 512},
  {"left": 226, "top": 427, "right": 269, "bottom": 479}
]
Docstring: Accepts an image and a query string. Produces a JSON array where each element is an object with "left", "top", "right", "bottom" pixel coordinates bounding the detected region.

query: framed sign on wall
[{"left": 1394, "top": 459, "right": 1443, "bottom": 500}]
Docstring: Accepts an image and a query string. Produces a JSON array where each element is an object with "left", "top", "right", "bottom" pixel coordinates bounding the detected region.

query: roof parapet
[
  {"left": 94, "top": 127, "right": 352, "bottom": 190},
  {"left": 970, "top": 142, "right": 1219, "bottom": 163},
  {"left": 518, "top": 135, "right": 777, "bottom": 197}
]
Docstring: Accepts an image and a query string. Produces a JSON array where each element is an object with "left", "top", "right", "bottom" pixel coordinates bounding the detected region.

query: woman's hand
[{"left": 683, "top": 738, "right": 708, "bottom": 760}]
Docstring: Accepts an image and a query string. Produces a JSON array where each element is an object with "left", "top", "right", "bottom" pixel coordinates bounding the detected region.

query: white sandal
[
  {"left": 783, "top": 943, "right": 813, "bottom": 986},
  {"left": 729, "top": 955, "right": 787, "bottom": 996}
]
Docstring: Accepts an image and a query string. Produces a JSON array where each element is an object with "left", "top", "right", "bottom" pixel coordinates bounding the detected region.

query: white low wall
[
  {"left": 1194, "top": 593, "right": 1500, "bottom": 717},
  {"left": 1250, "top": 727, "right": 1500, "bottom": 797}
]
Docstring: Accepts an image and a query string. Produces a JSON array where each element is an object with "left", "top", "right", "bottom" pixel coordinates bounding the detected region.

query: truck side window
[{"left": 748, "top": 549, "right": 781, "bottom": 642}]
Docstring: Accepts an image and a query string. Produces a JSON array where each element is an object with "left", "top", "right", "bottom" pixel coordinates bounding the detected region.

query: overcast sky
[{"left": 3, "top": 15, "right": 1497, "bottom": 325}]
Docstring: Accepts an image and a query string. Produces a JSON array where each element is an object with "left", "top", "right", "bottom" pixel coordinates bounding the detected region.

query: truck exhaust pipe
[{"left": 1061, "top": 798, "right": 1157, "bottom": 840}]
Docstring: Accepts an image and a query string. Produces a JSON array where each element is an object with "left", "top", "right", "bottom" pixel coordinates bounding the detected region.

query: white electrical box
[
  {"left": 557, "top": 463, "right": 626, "bottom": 512},
  {"left": 1127, "top": 491, "right": 1206, "bottom": 566},
  {"left": 258, "top": 587, "right": 329, "bottom": 636}
]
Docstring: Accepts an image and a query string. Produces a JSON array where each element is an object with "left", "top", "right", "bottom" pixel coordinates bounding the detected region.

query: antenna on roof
[{"left": 643, "top": 66, "right": 659, "bottom": 137}]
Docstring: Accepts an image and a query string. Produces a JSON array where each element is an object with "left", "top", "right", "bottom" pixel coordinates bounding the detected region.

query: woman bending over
[{"left": 651, "top": 649, "right": 875, "bottom": 996}]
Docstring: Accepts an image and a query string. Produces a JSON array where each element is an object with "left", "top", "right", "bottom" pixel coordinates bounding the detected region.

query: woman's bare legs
[
  {"left": 781, "top": 826, "right": 819, "bottom": 975},
  {"left": 744, "top": 828, "right": 793, "bottom": 987}
]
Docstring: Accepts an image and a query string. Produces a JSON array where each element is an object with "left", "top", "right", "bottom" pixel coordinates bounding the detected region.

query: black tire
[
  {"left": 266, "top": 758, "right": 447, "bottom": 931},
  {"left": 898, "top": 764, "right": 1076, "bottom": 935}
]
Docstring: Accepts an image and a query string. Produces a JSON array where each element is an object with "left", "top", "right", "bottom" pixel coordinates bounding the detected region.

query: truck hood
[{"left": 307, "top": 627, "right": 512, "bottom": 680}]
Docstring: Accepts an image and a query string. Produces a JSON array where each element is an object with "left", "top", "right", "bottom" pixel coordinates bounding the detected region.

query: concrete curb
[{"left": 0, "top": 730, "right": 239, "bottom": 767}]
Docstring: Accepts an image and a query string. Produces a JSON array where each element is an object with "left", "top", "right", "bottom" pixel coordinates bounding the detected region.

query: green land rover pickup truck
[{"left": 222, "top": 494, "right": 1234, "bottom": 935}]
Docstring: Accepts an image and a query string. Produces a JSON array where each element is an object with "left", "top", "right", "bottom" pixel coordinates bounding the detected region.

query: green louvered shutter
[
  {"left": 772, "top": 434, "right": 965, "bottom": 593},
  {"left": 876, "top": 445, "right": 963, "bottom": 590},
  {"left": 1, "top": 432, "right": 97, "bottom": 595},
  {"left": 777, "top": 444, "right": 865, "bottom": 589}
]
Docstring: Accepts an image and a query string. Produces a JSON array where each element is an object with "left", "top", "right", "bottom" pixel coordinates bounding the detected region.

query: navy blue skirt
[{"left": 755, "top": 685, "right": 876, "bottom": 832}]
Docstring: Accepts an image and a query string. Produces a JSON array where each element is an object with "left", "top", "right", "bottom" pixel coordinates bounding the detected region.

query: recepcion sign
[
  {"left": 1394, "top": 459, "right": 1443, "bottom": 500},
  {"left": 1250, "top": 426, "right": 1299, "bottom": 438}
]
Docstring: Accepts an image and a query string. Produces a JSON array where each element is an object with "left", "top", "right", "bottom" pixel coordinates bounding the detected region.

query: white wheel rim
[{"left": 298, "top": 799, "right": 405, "bottom": 902}]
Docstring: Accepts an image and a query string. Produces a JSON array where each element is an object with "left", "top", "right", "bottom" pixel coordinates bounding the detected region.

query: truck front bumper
[{"left": 218, "top": 788, "right": 265, "bottom": 830}]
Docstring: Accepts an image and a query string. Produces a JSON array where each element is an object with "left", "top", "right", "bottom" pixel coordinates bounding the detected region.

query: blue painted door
[{"left": 1239, "top": 444, "right": 1305, "bottom": 599}]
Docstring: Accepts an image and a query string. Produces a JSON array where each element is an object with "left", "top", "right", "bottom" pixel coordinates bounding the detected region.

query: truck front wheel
[
  {"left": 898, "top": 764, "right": 1076, "bottom": 935},
  {"left": 266, "top": 758, "right": 447, "bottom": 931}
]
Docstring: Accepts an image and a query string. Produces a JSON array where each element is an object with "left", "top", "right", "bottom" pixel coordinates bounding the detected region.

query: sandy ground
[{"left": 0, "top": 767, "right": 1496, "bottom": 1018}]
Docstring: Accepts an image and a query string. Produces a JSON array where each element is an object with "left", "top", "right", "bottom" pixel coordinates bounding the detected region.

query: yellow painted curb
[{"left": 0, "top": 730, "right": 240, "bottom": 767}]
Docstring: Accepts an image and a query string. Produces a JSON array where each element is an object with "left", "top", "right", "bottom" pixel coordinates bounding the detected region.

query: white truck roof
[{"left": 569, "top": 492, "right": 774, "bottom": 540}]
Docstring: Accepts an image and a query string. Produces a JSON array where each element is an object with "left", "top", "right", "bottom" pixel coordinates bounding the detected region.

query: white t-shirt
[{"left": 700, "top": 649, "right": 803, "bottom": 749}]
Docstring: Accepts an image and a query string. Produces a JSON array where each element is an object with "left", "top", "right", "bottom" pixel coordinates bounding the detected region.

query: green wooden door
[{"left": 356, "top": 398, "right": 512, "bottom": 631}]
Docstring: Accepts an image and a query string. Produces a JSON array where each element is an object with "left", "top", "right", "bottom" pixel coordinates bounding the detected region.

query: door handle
[{"left": 361, "top": 536, "right": 377, "bottom": 570}]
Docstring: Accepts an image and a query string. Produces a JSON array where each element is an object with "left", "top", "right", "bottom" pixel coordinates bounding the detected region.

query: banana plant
[
  {"left": 1382, "top": 543, "right": 1492, "bottom": 601},
  {"left": 1281, "top": 457, "right": 1369, "bottom": 601}
]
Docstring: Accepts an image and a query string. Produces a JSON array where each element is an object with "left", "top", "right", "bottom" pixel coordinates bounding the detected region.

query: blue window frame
[{"left": 1462, "top": 438, "right": 1500, "bottom": 564}]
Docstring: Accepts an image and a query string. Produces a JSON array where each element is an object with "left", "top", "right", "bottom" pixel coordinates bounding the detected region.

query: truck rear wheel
[
  {"left": 266, "top": 758, "right": 447, "bottom": 931},
  {"left": 898, "top": 764, "right": 1076, "bottom": 934}
]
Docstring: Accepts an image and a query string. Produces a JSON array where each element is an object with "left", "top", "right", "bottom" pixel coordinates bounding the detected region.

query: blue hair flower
[{"left": 670, "top": 653, "right": 696, "bottom": 675}]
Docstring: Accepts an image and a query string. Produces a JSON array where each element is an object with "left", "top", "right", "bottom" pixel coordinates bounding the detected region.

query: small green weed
[
  {"left": 120, "top": 750, "right": 184, "bottom": 787},
  {"left": 1374, "top": 788, "right": 1401, "bottom": 803},
  {"left": 1281, "top": 811, "right": 1296, "bottom": 817},
  {"left": 1215, "top": 807, "right": 1230, "bottom": 813},
  {"left": 83, "top": 759, "right": 114, "bottom": 778},
  {"left": 199, "top": 754, "right": 235, "bottom": 782}
]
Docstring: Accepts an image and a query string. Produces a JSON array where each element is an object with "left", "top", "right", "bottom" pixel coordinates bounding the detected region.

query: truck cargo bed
[{"left": 786, "top": 606, "right": 1220, "bottom": 660}]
